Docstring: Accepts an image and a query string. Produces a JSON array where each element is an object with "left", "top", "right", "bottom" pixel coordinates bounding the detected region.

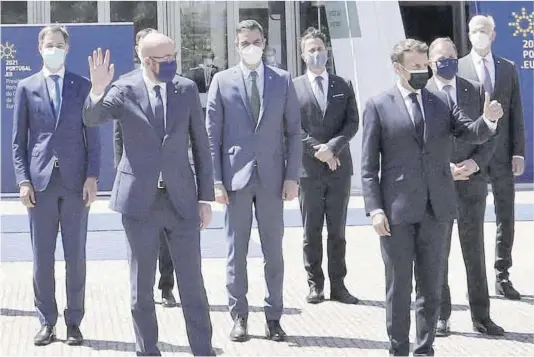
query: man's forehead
[
  {"left": 238, "top": 29, "right": 262, "bottom": 41},
  {"left": 42, "top": 32, "right": 65, "bottom": 43},
  {"left": 304, "top": 38, "right": 325, "bottom": 48},
  {"left": 431, "top": 43, "right": 455, "bottom": 58}
]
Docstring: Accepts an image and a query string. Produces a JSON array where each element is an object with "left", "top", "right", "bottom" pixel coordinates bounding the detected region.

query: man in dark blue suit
[
  {"left": 361, "top": 39, "right": 504, "bottom": 356},
  {"left": 83, "top": 32, "right": 214, "bottom": 356},
  {"left": 12, "top": 25, "right": 100, "bottom": 346}
]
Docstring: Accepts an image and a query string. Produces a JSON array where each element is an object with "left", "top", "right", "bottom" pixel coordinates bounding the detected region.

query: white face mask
[
  {"left": 470, "top": 32, "right": 491, "bottom": 50},
  {"left": 240, "top": 45, "right": 263, "bottom": 66},
  {"left": 41, "top": 47, "right": 66, "bottom": 70}
]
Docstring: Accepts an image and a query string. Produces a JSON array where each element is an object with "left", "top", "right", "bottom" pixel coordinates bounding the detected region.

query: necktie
[
  {"left": 50, "top": 75, "right": 61, "bottom": 120},
  {"left": 249, "top": 71, "right": 261, "bottom": 124},
  {"left": 408, "top": 92, "right": 425, "bottom": 145},
  {"left": 443, "top": 84, "right": 456, "bottom": 109},
  {"left": 315, "top": 76, "right": 326, "bottom": 114},
  {"left": 152, "top": 85, "right": 165, "bottom": 140},
  {"left": 481, "top": 58, "right": 493, "bottom": 98}
]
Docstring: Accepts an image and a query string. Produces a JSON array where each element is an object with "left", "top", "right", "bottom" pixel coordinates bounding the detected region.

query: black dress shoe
[
  {"left": 230, "top": 316, "right": 247, "bottom": 342},
  {"left": 161, "top": 289, "right": 177, "bottom": 308},
  {"left": 473, "top": 318, "right": 505, "bottom": 336},
  {"left": 265, "top": 320, "right": 286, "bottom": 342},
  {"left": 306, "top": 287, "right": 325, "bottom": 304},
  {"left": 496, "top": 281, "right": 521, "bottom": 300},
  {"left": 435, "top": 319, "right": 450, "bottom": 337},
  {"left": 34, "top": 325, "right": 56, "bottom": 346},
  {"left": 66, "top": 325, "right": 84, "bottom": 346},
  {"left": 330, "top": 287, "right": 359, "bottom": 304}
]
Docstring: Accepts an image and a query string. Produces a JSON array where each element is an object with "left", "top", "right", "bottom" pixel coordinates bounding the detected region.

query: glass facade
[
  {"left": 51, "top": 1, "right": 97, "bottom": 23},
  {"left": 1, "top": 1, "right": 28, "bottom": 24}
]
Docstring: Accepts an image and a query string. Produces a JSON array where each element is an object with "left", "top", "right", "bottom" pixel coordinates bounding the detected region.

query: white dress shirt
[
  {"left": 470, "top": 50, "right": 495, "bottom": 90},
  {"left": 307, "top": 69, "right": 329, "bottom": 112},
  {"left": 396, "top": 81, "right": 426, "bottom": 124},
  {"left": 42, "top": 66, "right": 65, "bottom": 116},
  {"left": 240, "top": 61, "right": 264, "bottom": 103},
  {"left": 434, "top": 76, "right": 457, "bottom": 106}
]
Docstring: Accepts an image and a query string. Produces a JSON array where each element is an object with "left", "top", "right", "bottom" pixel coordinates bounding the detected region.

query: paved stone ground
[{"left": 1, "top": 193, "right": 533, "bottom": 356}]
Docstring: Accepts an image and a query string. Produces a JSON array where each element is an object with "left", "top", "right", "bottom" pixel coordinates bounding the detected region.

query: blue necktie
[
  {"left": 481, "top": 58, "right": 493, "bottom": 98},
  {"left": 408, "top": 92, "right": 425, "bottom": 146},
  {"left": 152, "top": 85, "right": 165, "bottom": 140},
  {"left": 50, "top": 74, "right": 61, "bottom": 120}
]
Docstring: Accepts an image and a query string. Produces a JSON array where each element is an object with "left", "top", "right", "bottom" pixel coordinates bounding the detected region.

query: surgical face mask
[
  {"left": 41, "top": 47, "right": 66, "bottom": 70},
  {"left": 305, "top": 51, "right": 328, "bottom": 71},
  {"left": 401, "top": 66, "right": 429, "bottom": 90},
  {"left": 435, "top": 58, "right": 458, "bottom": 80},
  {"left": 470, "top": 32, "right": 491, "bottom": 50},
  {"left": 240, "top": 45, "right": 263, "bottom": 66},
  {"left": 152, "top": 60, "right": 177, "bottom": 83}
]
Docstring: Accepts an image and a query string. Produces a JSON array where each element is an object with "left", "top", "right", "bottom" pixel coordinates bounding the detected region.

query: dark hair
[
  {"left": 390, "top": 39, "right": 428, "bottom": 64},
  {"left": 300, "top": 27, "right": 327, "bottom": 52},
  {"left": 428, "top": 37, "right": 458, "bottom": 59},
  {"left": 235, "top": 19, "right": 264, "bottom": 39},
  {"left": 38, "top": 25, "right": 69, "bottom": 44},
  {"left": 135, "top": 28, "right": 156, "bottom": 46}
]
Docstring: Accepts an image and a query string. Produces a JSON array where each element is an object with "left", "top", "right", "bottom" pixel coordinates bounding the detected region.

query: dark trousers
[
  {"left": 122, "top": 190, "right": 213, "bottom": 356},
  {"left": 29, "top": 168, "right": 89, "bottom": 326},
  {"left": 299, "top": 175, "right": 351, "bottom": 291},
  {"left": 487, "top": 161, "right": 516, "bottom": 282},
  {"left": 440, "top": 180, "right": 490, "bottom": 322},
  {"left": 157, "top": 231, "right": 174, "bottom": 291},
  {"left": 381, "top": 205, "right": 449, "bottom": 356},
  {"left": 225, "top": 169, "right": 284, "bottom": 321}
]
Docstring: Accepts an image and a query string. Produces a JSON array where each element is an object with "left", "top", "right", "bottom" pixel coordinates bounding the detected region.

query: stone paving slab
[{"left": 1, "top": 221, "right": 533, "bottom": 356}]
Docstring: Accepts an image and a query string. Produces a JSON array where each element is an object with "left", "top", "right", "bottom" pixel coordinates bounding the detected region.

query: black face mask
[{"left": 407, "top": 69, "right": 430, "bottom": 90}]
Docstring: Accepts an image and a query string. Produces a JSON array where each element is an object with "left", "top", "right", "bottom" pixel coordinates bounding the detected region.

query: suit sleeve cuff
[
  {"left": 482, "top": 115, "right": 498, "bottom": 131},
  {"left": 512, "top": 155, "right": 524, "bottom": 160},
  {"left": 18, "top": 180, "right": 31, "bottom": 187},
  {"left": 89, "top": 91, "right": 104, "bottom": 104},
  {"left": 370, "top": 209, "right": 384, "bottom": 217}
]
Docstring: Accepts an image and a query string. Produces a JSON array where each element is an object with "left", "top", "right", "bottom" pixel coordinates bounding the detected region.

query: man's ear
[
  {"left": 64, "top": 43, "right": 70, "bottom": 55},
  {"left": 490, "top": 30, "right": 496, "bottom": 42}
]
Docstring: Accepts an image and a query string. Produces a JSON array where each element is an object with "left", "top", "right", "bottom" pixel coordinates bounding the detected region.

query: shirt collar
[
  {"left": 434, "top": 75, "right": 456, "bottom": 91},
  {"left": 396, "top": 81, "right": 421, "bottom": 99},
  {"left": 471, "top": 49, "right": 494, "bottom": 64},
  {"left": 240, "top": 61, "right": 264, "bottom": 79},
  {"left": 306, "top": 69, "right": 328, "bottom": 84},
  {"left": 42, "top": 66, "right": 65, "bottom": 79},
  {"left": 142, "top": 68, "right": 165, "bottom": 93}
]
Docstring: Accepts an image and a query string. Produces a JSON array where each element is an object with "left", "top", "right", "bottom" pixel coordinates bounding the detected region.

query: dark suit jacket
[
  {"left": 12, "top": 70, "right": 100, "bottom": 192},
  {"left": 83, "top": 70, "right": 214, "bottom": 219},
  {"left": 184, "top": 65, "right": 219, "bottom": 94},
  {"left": 293, "top": 73, "right": 359, "bottom": 178},
  {"left": 426, "top": 76, "right": 497, "bottom": 182},
  {"left": 458, "top": 54, "right": 525, "bottom": 164},
  {"left": 361, "top": 85, "right": 495, "bottom": 226}
]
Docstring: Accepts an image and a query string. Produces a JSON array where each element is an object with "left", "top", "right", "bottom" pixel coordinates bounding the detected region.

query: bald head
[{"left": 140, "top": 32, "right": 175, "bottom": 59}]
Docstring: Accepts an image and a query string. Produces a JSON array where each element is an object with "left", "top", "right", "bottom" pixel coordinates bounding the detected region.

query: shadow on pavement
[
  {"left": 449, "top": 331, "right": 534, "bottom": 344},
  {"left": 0, "top": 308, "right": 35, "bottom": 317},
  {"left": 286, "top": 335, "right": 391, "bottom": 349},
  {"left": 358, "top": 299, "right": 469, "bottom": 311},
  {"left": 84, "top": 339, "right": 224, "bottom": 354}
]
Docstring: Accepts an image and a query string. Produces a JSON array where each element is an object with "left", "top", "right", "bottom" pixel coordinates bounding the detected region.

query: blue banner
[
  {"left": 471, "top": 2, "right": 534, "bottom": 183},
  {"left": 1, "top": 23, "right": 134, "bottom": 193}
]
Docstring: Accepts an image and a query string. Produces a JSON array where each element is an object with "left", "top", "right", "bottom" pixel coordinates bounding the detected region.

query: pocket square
[{"left": 332, "top": 93, "right": 344, "bottom": 98}]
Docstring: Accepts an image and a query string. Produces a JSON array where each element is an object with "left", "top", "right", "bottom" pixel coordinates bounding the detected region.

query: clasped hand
[{"left": 313, "top": 144, "right": 341, "bottom": 171}]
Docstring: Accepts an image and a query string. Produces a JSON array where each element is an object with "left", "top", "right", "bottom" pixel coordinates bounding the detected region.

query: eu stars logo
[{"left": 508, "top": 7, "right": 534, "bottom": 38}]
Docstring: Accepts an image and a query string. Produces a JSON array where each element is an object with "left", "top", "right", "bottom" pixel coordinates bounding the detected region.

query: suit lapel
[
  {"left": 132, "top": 72, "right": 156, "bottom": 131},
  {"left": 55, "top": 71, "right": 74, "bottom": 129},
  {"left": 323, "top": 75, "right": 335, "bottom": 116},
  {"left": 165, "top": 78, "right": 180, "bottom": 136},
  {"left": 301, "top": 75, "right": 323, "bottom": 117},
  {"left": 462, "top": 54, "right": 479, "bottom": 83},
  {"left": 421, "top": 88, "right": 435, "bottom": 144},
  {"left": 456, "top": 78, "right": 471, "bottom": 109},
  {"left": 36, "top": 73, "right": 57, "bottom": 125},
  {"left": 233, "top": 66, "right": 254, "bottom": 125},
  {"left": 257, "top": 66, "right": 274, "bottom": 127},
  {"left": 391, "top": 86, "right": 420, "bottom": 145},
  {"left": 492, "top": 55, "right": 503, "bottom": 99}
]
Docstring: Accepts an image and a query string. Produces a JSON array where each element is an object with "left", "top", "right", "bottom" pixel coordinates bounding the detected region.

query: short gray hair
[
  {"left": 390, "top": 39, "right": 428, "bottom": 64},
  {"left": 236, "top": 19, "right": 264, "bottom": 39},
  {"left": 428, "top": 37, "right": 458, "bottom": 58},
  {"left": 38, "top": 25, "right": 69, "bottom": 44},
  {"left": 469, "top": 15, "right": 496, "bottom": 32}
]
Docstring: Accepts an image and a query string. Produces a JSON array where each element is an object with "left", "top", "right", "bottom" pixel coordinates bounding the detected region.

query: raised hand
[
  {"left": 483, "top": 91, "right": 503, "bottom": 122},
  {"left": 88, "top": 48, "right": 114, "bottom": 95}
]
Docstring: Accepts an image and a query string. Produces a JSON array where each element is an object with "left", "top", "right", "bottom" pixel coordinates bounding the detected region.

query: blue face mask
[
  {"left": 436, "top": 58, "right": 458, "bottom": 80},
  {"left": 154, "top": 60, "right": 177, "bottom": 83}
]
